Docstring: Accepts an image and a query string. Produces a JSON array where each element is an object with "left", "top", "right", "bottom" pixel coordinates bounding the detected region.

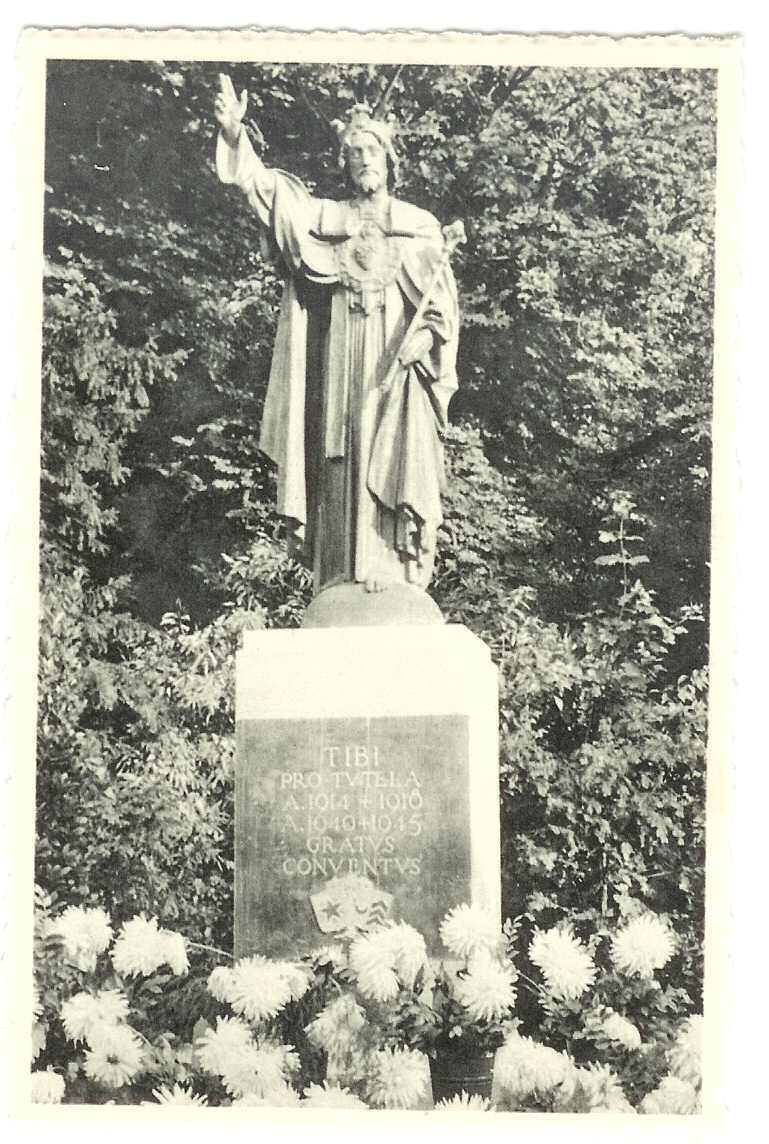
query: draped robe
[{"left": 217, "top": 130, "right": 459, "bottom": 592}]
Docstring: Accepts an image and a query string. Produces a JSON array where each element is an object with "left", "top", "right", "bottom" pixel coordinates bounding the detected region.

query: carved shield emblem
[{"left": 310, "top": 874, "right": 394, "bottom": 936}]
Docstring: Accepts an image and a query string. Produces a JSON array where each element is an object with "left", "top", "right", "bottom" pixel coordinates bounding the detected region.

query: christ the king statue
[{"left": 215, "top": 75, "right": 462, "bottom": 611}]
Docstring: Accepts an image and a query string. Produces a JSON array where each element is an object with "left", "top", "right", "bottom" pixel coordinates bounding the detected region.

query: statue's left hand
[{"left": 398, "top": 328, "right": 433, "bottom": 369}]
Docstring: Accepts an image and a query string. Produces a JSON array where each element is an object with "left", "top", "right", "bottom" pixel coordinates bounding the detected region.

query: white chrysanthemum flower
[
  {"left": 234, "top": 1084, "right": 301, "bottom": 1108},
  {"left": 225, "top": 956, "right": 310, "bottom": 1022},
  {"left": 366, "top": 1047, "right": 429, "bottom": 1109},
  {"left": 453, "top": 949, "right": 517, "bottom": 1021},
  {"left": 439, "top": 904, "right": 501, "bottom": 960},
  {"left": 111, "top": 917, "right": 189, "bottom": 977},
  {"left": 82, "top": 1024, "right": 144, "bottom": 1088},
  {"left": 495, "top": 1033, "right": 573, "bottom": 1098},
  {"left": 611, "top": 914, "right": 675, "bottom": 978},
  {"left": 348, "top": 931, "right": 400, "bottom": 1001},
  {"left": 219, "top": 1051, "right": 266, "bottom": 1099},
  {"left": 207, "top": 965, "right": 236, "bottom": 1003},
  {"left": 284, "top": 961, "right": 312, "bottom": 995},
  {"left": 31, "top": 1069, "right": 66, "bottom": 1105},
  {"left": 60, "top": 990, "right": 130, "bottom": 1043},
  {"left": 529, "top": 927, "right": 597, "bottom": 1000},
  {"left": 196, "top": 1016, "right": 256, "bottom": 1078},
  {"left": 349, "top": 923, "right": 427, "bottom": 1000},
  {"left": 161, "top": 930, "right": 189, "bottom": 975},
  {"left": 388, "top": 923, "right": 428, "bottom": 988},
  {"left": 54, "top": 906, "right": 113, "bottom": 972},
  {"left": 302, "top": 1082, "right": 368, "bottom": 1109},
  {"left": 32, "top": 981, "right": 43, "bottom": 1021},
  {"left": 219, "top": 1056, "right": 264, "bottom": 1098},
  {"left": 668, "top": 1014, "right": 703, "bottom": 1087},
  {"left": 640, "top": 1075, "right": 699, "bottom": 1115},
  {"left": 577, "top": 1063, "right": 634, "bottom": 1113},
  {"left": 217, "top": 1036, "right": 299, "bottom": 1101},
  {"left": 434, "top": 1092, "right": 494, "bottom": 1111},
  {"left": 111, "top": 916, "right": 165, "bottom": 976},
  {"left": 32, "top": 1021, "right": 47, "bottom": 1062},
  {"left": 146, "top": 1083, "right": 209, "bottom": 1106},
  {"left": 530, "top": 1047, "right": 573, "bottom": 1094},
  {"left": 601, "top": 1011, "right": 642, "bottom": 1051},
  {"left": 306, "top": 994, "right": 367, "bottom": 1083},
  {"left": 252, "top": 1042, "right": 300, "bottom": 1091},
  {"left": 306, "top": 994, "right": 366, "bottom": 1056},
  {"left": 310, "top": 944, "right": 348, "bottom": 972}
]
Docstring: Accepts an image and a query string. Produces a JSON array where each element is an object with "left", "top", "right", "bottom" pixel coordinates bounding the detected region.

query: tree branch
[
  {"left": 295, "top": 82, "right": 337, "bottom": 144},
  {"left": 548, "top": 72, "right": 615, "bottom": 121},
  {"left": 508, "top": 66, "right": 537, "bottom": 93},
  {"left": 478, "top": 67, "right": 537, "bottom": 139},
  {"left": 373, "top": 64, "right": 405, "bottom": 119}
]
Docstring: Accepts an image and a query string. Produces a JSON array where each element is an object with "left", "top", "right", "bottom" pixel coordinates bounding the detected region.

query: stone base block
[{"left": 235, "top": 624, "right": 500, "bottom": 958}]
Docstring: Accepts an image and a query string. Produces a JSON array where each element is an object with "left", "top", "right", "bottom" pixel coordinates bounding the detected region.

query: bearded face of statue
[{"left": 345, "top": 131, "right": 389, "bottom": 195}]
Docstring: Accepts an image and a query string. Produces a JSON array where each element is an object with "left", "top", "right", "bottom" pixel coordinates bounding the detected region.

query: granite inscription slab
[{"left": 236, "top": 714, "right": 471, "bottom": 957}]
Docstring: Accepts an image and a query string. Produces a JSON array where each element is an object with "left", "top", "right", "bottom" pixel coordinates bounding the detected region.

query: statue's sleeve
[
  {"left": 216, "top": 128, "right": 276, "bottom": 213},
  {"left": 398, "top": 225, "right": 460, "bottom": 428},
  {"left": 216, "top": 129, "right": 324, "bottom": 275}
]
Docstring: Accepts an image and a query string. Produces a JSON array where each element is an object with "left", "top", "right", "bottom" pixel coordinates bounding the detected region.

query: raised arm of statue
[
  {"left": 214, "top": 73, "right": 278, "bottom": 210},
  {"left": 214, "top": 73, "right": 323, "bottom": 275}
]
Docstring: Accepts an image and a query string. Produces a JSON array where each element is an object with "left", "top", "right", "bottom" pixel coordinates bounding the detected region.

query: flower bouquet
[{"left": 339, "top": 904, "right": 518, "bottom": 1103}]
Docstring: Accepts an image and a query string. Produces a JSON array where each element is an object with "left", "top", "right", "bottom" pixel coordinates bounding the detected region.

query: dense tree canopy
[{"left": 38, "top": 61, "right": 715, "bottom": 1007}]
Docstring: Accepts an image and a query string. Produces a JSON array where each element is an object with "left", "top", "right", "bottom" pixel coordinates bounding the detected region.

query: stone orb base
[{"left": 302, "top": 582, "right": 444, "bottom": 628}]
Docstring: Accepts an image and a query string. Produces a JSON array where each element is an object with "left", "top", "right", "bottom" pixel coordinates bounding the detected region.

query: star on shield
[{"left": 320, "top": 900, "right": 341, "bottom": 922}]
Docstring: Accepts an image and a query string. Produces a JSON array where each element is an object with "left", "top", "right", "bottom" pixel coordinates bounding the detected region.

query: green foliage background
[{"left": 38, "top": 61, "right": 715, "bottom": 1014}]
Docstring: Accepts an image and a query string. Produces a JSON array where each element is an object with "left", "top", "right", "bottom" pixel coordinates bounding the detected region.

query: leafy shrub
[{"left": 36, "top": 551, "right": 260, "bottom": 947}]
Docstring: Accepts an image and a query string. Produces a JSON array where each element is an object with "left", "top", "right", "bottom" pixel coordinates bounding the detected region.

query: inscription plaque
[{"left": 236, "top": 714, "right": 471, "bottom": 957}]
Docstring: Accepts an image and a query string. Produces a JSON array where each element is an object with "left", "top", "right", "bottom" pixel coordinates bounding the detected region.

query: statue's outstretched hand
[{"left": 215, "top": 73, "right": 248, "bottom": 146}]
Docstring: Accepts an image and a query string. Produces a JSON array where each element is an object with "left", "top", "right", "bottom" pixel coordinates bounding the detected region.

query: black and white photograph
[{"left": 13, "top": 24, "right": 740, "bottom": 1124}]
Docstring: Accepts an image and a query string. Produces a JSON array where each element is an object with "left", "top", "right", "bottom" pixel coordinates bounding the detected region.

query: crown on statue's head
[
  {"left": 335, "top": 103, "right": 396, "bottom": 148},
  {"left": 333, "top": 103, "right": 399, "bottom": 179}
]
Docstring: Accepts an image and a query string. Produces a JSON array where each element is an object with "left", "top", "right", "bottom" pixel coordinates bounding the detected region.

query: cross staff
[{"left": 380, "top": 219, "right": 466, "bottom": 392}]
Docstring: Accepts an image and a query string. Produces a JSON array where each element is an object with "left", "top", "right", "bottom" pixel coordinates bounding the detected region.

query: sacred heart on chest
[
  {"left": 337, "top": 220, "right": 403, "bottom": 293},
  {"left": 352, "top": 221, "right": 384, "bottom": 270},
  {"left": 353, "top": 242, "right": 376, "bottom": 271}
]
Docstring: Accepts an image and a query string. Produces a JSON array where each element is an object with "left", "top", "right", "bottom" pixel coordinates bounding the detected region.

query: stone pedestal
[{"left": 235, "top": 624, "right": 500, "bottom": 958}]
